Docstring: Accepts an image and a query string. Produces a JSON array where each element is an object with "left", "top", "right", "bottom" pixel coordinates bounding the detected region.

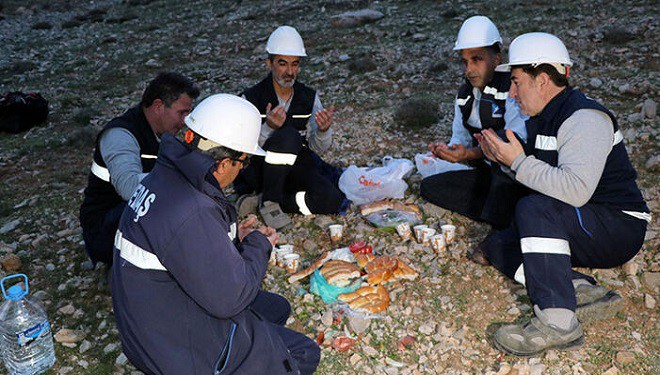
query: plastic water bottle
[{"left": 0, "top": 274, "right": 55, "bottom": 375}]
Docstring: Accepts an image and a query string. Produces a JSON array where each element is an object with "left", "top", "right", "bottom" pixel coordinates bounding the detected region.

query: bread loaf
[
  {"left": 288, "top": 252, "right": 331, "bottom": 283},
  {"left": 338, "top": 284, "right": 390, "bottom": 313},
  {"left": 393, "top": 258, "right": 419, "bottom": 281},
  {"left": 320, "top": 260, "right": 360, "bottom": 287}
]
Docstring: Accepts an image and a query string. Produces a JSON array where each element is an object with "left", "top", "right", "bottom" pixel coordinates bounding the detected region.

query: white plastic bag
[
  {"left": 338, "top": 156, "right": 414, "bottom": 205},
  {"left": 414, "top": 152, "right": 472, "bottom": 178}
]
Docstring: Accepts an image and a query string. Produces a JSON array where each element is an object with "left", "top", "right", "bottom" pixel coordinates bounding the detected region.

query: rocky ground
[{"left": 0, "top": 0, "right": 657, "bottom": 374}]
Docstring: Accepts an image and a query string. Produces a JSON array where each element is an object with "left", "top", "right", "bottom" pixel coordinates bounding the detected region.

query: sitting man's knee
[{"left": 266, "top": 127, "right": 303, "bottom": 153}]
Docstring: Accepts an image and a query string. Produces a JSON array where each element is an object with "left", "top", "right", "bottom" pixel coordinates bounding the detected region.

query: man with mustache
[
  {"left": 476, "top": 33, "right": 650, "bottom": 356},
  {"left": 80, "top": 72, "right": 199, "bottom": 266},
  {"left": 420, "top": 16, "right": 527, "bottom": 262},
  {"left": 236, "top": 26, "right": 343, "bottom": 229}
]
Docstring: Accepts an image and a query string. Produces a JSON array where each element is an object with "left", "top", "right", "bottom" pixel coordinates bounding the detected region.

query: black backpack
[{"left": 0, "top": 91, "right": 49, "bottom": 134}]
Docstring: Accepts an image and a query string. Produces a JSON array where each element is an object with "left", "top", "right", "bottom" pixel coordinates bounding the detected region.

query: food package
[{"left": 310, "top": 269, "right": 361, "bottom": 303}]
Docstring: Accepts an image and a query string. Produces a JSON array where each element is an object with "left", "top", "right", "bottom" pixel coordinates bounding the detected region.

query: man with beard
[
  {"left": 235, "top": 25, "right": 343, "bottom": 229},
  {"left": 420, "top": 16, "right": 527, "bottom": 262}
]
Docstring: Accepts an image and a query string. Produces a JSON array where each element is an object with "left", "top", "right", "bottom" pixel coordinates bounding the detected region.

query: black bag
[{"left": 0, "top": 91, "right": 49, "bottom": 134}]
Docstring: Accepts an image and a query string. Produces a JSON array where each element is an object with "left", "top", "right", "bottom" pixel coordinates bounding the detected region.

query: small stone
[
  {"left": 645, "top": 155, "right": 660, "bottom": 172},
  {"left": 302, "top": 239, "right": 316, "bottom": 252},
  {"left": 496, "top": 363, "right": 511, "bottom": 374},
  {"left": 45, "top": 263, "right": 55, "bottom": 271},
  {"left": 530, "top": 364, "right": 545, "bottom": 375},
  {"left": 644, "top": 294, "right": 656, "bottom": 309},
  {"left": 418, "top": 323, "right": 435, "bottom": 335},
  {"left": 321, "top": 308, "right": 333, "bottom": 326},
  {"left": 58, "top": 366, "right": 74, "bottom": 373},
  {"left": 589, "top": 78, "right": 603, "bottom": 88},
  {"left": 631, "top": 331, "right": 641, "bottom": 340},
  {"left": 602, "top": 366, "right": 619, "bottom": 375},
  {"left": 615, "top": 351, "right": 636, "bottom": 365},
  {"left": 103, "top": 343, "right": 118, "bottom": 354},
  {"left": 412, "top": 33, "right": 428, "bottom": 41},
  {"left": 338, "top": 54, "right": 350, "bottom": 62},
  {"left": 58, "top": 304, "right": 76, "bottom": 315},
  {"left": 54, "top": 328, "right": 85, "bottom": 343},
  {"left": 1, "top": 254, "right": 22, "bottom": 272},
  {"left": 621, "top": 260, "right": 638, "bottom": 276},
  {"left": 313, "top": 216, "right": 334, "bottom": 229},
  {"left": 78, "top": 360, "right": 89, "bottom": 369},
  {"left": 0, "top": 219, "right": 21, "bottom": 234},
  {"left": 363, "top": 345, "right": 378, "bottom": 356},
  {"left": 144, "top": 59, "right": 161, "bottom": 68},
  {"left": 618, "top": 83, "right": 631, "bottom": 93},
  {"left": 347, "top": 315, "right": 371, "bottom": 335},
  {"left": 507, "top": 307, "right": 520, "bottom": 315},
  {"left": 641, "top": 272, "right": 660, "bottom": 292},
  {"left": 545, "top": 350, "right": 559, "bottom": 360},
  {"left": 79, "top": 340, "right": 92, "bottom": 353},
  {"left": 331, "top": 9, "right": 384, "bottom": 28},
  {"left": 421, "top": 202, "right": 448, "bottom": 219},
  {"left": 115, "top": 352, "right": 128, "bottom": 365},
  {"left": 349, "top": 353, "right": 362, "bottom": 366},
  {"left": 641, "top": 99, "right": 656, "bottom": 119}
]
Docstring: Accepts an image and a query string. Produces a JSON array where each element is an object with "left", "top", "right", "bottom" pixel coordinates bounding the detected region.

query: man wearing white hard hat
[
  {"left": 111, "top": 94, "right": 320, "bottom": 374},
  {"left": 420, "top": 16, "right": 528, "bottom": 257},
  {"left": 474, "top": 33, "right": 650, "bottom": 356},
  {"left": 235, "top": 25, "right": 344, "bottom": 229}
]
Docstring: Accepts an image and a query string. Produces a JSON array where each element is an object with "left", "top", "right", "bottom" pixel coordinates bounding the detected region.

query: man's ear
[
  {"left": 494, "top": 53, "right": 502, "bottom": 66},
  {"left": 537, "top": 72, "right": 551, "bottom": 88},
  {"left": 265, "top": 58, "right": 272, "bottom": 71},
  {"left": 152, "top": 98, "right": 165, "bottom": 113}
]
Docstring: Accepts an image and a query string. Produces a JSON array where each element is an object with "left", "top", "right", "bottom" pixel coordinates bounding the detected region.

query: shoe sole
[
  {"left": 259, "top": 204, "right": 292, "bottom": 230},
  {"left": 575, "top": 291, "right": 623, "bottom": 324},
  {"left": 236, "top": 194, "right": 260, "bottom": 217},
  {"left": 494, "top": 335, "right": 585, "bottom": 357}
]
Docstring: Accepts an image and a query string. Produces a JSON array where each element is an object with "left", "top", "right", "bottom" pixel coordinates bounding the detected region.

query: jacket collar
[
  {"left": 535, "top": 86, "right": 573, "bottom": 123},
  {"left": 157, "top": 134, "right": 227, "bottom": 200}
]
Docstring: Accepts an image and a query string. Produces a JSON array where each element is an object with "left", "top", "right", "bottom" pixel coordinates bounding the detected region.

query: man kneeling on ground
[
  {"left": 476, "top": 33, "right": 650, "bottom": 357},
  {"left": 111, "top": 94, "right": 320, "bottom": 374}
]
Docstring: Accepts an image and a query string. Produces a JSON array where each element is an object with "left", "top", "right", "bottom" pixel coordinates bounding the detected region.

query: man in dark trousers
[
  {"left": 236, "top": 25, "right": 343, "bottom": 229},
  {"left": 476, "top": 33, "right": 650, "bottom": 356},
  {"left": 111, "top": 94, "right": 320, "bottom": 374},
  {"left": 420, "top": 16, "right": 527, "bottom": 261},
  {"left": 79, "top": 72, "right": 199, "bottom": 265}
]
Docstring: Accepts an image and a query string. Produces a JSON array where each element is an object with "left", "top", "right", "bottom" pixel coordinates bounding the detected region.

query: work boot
[
  {"left": 494, "top": 306, "right": 584, "bottom": 357},
  {"left": 259, "top": 201, "right": 292, "bottom": 230},
  {"left": 467, "top": 235, "right": 492, "bottom": 266},
  {"left": 575, "top": 284, "right": 623, "bottom": 323},
  {"left": 236, "top": 193, "right": 260, "bottom": 218}
]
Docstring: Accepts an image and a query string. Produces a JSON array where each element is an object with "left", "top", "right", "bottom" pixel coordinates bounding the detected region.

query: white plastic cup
[
  {"left": 430, "top": 234, "right": 446, "bottom": 253},
  {"left": 395, "top": 222, "right": 412, "bottom": 240},
  {"left": 275, "top": 246, "right": 294, "bottom": 267},
  {"left": 284, "top": 253, "right": 300, "bottom": 274},
  {"left": 441, "top": 225, "right": 456, "bottom": 244},
  {"left": 413, "top": 225, "right": 428, "bottom": 243},
  {"left": 328, "top": 224, "right": 344, "bottom": 242},
  {"left": 421, "top": 227, "right": 436, "bottom": 245}
]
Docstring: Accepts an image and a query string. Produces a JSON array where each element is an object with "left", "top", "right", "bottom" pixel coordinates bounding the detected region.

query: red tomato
[{"left": 349, "top": 241, "right": 366, "bottom": 253}]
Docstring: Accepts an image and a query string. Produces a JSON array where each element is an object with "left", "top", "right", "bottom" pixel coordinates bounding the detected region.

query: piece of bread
[
  {"left": 364, "top": 256, "right": 398, "bottom": 274},
  {"left": 366, "top": 267, "right": 395, "bottom": 285},
  {"left": 339, "top": 284, "right": 390, "bottom": 313},
  {"left": 320, "top": 260, "right": 360, "bottom": 287},
  {"left": 359, "top": 200, "right": 393, "bottom": 216},
  {"left": 355, "top": 253, "right": 376, "bottom": 268},
  {"left": 288, "top": 252, "right": 331, "bottom": 283},
  {"left": 393, "top": 258, "right": 419, "bottom": 281}
]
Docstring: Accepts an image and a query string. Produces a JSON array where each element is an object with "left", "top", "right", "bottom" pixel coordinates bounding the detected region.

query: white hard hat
[
  {"left": 184, "top": 94, "right": 266, "bottom": 156},
  {"left": 453, "top": 16, "right": 502, "bottom": 51},
  {"left": 497, "top": 32, "right": 573, "bottom": 73},
  {"left": 266, "top": 26, "right": 307, "bottom": 57}
]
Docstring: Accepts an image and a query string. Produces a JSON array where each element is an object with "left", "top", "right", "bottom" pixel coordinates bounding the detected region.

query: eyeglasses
[{"left": 229, "top": 156, "right": 250, "bottom": 170}]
